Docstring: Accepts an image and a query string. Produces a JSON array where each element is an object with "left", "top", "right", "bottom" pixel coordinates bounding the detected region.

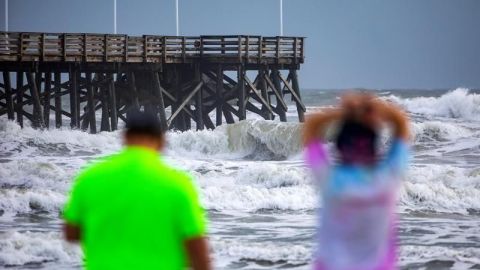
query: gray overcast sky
[{"left": 2, "top": 0, "right": 480, "bottom": 89}]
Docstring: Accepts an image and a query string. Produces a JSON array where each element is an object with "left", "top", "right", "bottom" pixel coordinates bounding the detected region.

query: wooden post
[
  {"left": 237, "top": 65, "right": 246, "bottom": 120},
  {"left": 223, "top": 108, "right": 235, "bottom": 124},
  {"left": 26, "top": 72, "right": 45, "bottom": 128},
  {"left": 152, "top": 71, "right": 168, "bottom": 131},
  {"left": 127, "top": 71, "right": 140, "bottom": 117},
  {"left": 173, "top": 67, "right": 186, "bottom": 131},
  {"left": 258, "top": 68, "right": 272, "bottom": 120},
  {"left": 194, "top": 65, "right": 204, "bottom": 130},
  {"left": 290, "top": 69, "right": 305, "bottom": 122},
  {"left": 54, "top": 72, "right": 62, "bottom": 128},
  {"left": 271, "top": 69, "right": 287, "bottom": 122},
  {"left": 69, "top": 68, "right": 79, "bottom": 128},
  {"left": 215, "top": 65, "right": 223, "bottom": 126},
  {"left": 16, "top": 72, "right": 24, "bottom": 127},
  {"left": 107, "top": 73, "right": 118, "bottom": 131},
  {"left": 43, "top": 72, "right": 52, "bottom": 128},
  {"left": 2, "top": 71, "right": 14, "bottom": 120},
  {"left": 85, "top": 72, "right": 96, "bottom": 134},
  {"left": 75, "top": 71, "right": 81, "bottom": 129},
  {"left": 100, "top": 74, "right": 111, "bottom": 132},
  {"left": 203, "top": 110, "right": 215, "bottom": 130}
]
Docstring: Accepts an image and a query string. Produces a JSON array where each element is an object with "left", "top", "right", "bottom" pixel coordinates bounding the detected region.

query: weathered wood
[
  {"left": 203, "top": 110, "right": 215, "bottom": 130},
  {"left": 237, "top": 66, "right": 246, "bottom": 120},
  {"left": 194, "top": 66, "right": 204, "bottom": 130},
  {"left": 127, "top": 71, "right": 140, "bottom": 115},
  {"left": 2, "top": 71, "right": 14, "bottom": 120},
  {"left": 107, "top": 73, "right": 118, "bottom": 131},
  {"left": 26, "top": 72, "right": 45, "bottom": 128},
  {"left": 271, "top": 69, "right": 287, "bottom": 122},
  {"left": 223, "top": 107, "right": 235, "bottom": 124},
  {"left": 278, "top": 72, "right": 306, "bottom": 112},
  {"left": 215, "top": 65, "right": 223, "bottom": 126},
  {"left": 152, "top": 72, "right": 168, "bottom": 131},
  {"left": 168, "top": 81, "right": 203, "bottom": 128},
  {"left": 244, "top": 76, "right": 274, "bottom": 116},
  {"left": 16, "top": 72, "right": 24, "bottom": 127},
  {"left": 54, "top": 72, "right": 62, "bottom": 128},
  {"left": 43, "top": 72, "right": 51, "bottom": 127},
  {"left": 85, "top": 72, "right": 96, "bottom": 134},
  {"left": 69, "top": 68, "right": 79, "bottom": 128},
  {"left": 258, "top": 68, "right": 272, "bottom": 120},
  {"left": 0, "top": 33, "right": 306, "bottom": 131},
  {"left": 289, "top": 69, "right": 305, "bottom": 122},
  {"left": 172, "top": 68, "right": 186, "bottom": 131},
  {"left": 264, "top": 71, "right": 287, "bottom": 111},
  {"left": 100, "top": 74, "right": 111, "bottom": 132}
]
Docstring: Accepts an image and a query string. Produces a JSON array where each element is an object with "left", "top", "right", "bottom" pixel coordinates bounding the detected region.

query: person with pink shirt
[{"left": 303, "top": 93, "right": 410, "bottom": 270}]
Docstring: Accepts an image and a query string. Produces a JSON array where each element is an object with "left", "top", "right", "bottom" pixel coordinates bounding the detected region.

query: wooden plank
[
  {"left": 26, "top": 72, "right": 45, "bottom": 128},
  {"left": 99, "top": 74, "right": 111, "bottom": 132},
  {"left": 43, "top": 72, "right": 51, "bottom": 128},
  {"left": 167, "top": 81, "right": 203, "bottom": 127},
  {"left": 2, "top": 71, "right": 14, "bottom": 120},
  {"left": 271, "top": 69, "right": 287, "bottom": 122},
  {"left": 215, "top": 65, "right": 223, "bottom": 126},
  {"left": 108, "top": 73, "right": 118, "bottom": 130},
  {"left": 152, "top": 72, "right": 168, "bottom": 131},
  {"left": 278, "top": 72, "right": 306, "bottom": 112},
  {"left": 257, "top": 69, "right": 272, "bottom": 120},
  {"left": 223, "top": 107, "right": 235, "bottom": 124},
  {"left": 203, "top": 110, "right": 215, "bottom": 130},
  {"left": 289, "top": 69, "right": 305, "bottom": 122},
  {"left": 127, "top": 71, "right": 140, "bottom": 110},
  {"left": 86, "top": 72, "right": 96, "bottom": 133},
  {"left": 264, "top": 72, "right": 287, "bottom": 111},
  {"left": 194, "top": 66, "right": 204, "bottom": 130},
  {"left": 237, "top": 66, "right": 246, "bottom": 120},
  {"left": 54, "top": 72, "right": 62, "bottom": 128},
  {"left": 69, "top": 68, "right": 78, "bottom": 128},
  {"left": 243, "top": 76, "right": 274, "bottom": 115},
  {"left": 16, "top": 72, "right": 24, "bottom": 126}
]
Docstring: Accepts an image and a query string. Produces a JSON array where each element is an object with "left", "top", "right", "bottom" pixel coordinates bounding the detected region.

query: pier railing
[{"left": 0, "top": 32, "right": 304, "bottom": 64}]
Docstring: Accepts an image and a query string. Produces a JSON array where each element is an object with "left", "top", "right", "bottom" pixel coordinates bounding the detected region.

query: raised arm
[
  {"left": 375, "top": 101, "right": 410, "bottom": 141},
  {"left": 303, "top": 108, "right": 344, "bottom": 145}
]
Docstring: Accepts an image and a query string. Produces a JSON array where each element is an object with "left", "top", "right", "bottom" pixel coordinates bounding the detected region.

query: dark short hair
[
  {"left": 125, "top": 110, "right": 164, "bottom": 138},
  {"left": 336, "top": 120, "right": 378, "bottom": 154}
]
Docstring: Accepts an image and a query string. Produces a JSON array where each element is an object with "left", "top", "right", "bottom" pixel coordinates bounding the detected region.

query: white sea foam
[
  {"left": 388, "top": 88, "right": 480, "bottom": 120},
  {"left": 412, "top": 121, "right": 474, "bottom": 142},
  {"left": 0, "top": 231, "right": 81, "bottom": 267},
  {"left": 399, "top": 245, "right": 480, "bottom": 269},
  {"left": 400, "top": 165, "right": 480, "bottom": 214},
  {"left": 213, "top": 239, "right": 310, "bottom": 268},
  {"left": 166, "top": 119, "right": 303, "bottom": 159}
]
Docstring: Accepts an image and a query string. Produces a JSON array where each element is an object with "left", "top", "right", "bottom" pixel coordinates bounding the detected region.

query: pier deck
[{"left": 0, "top": 32, "right": 306, "bottom": 132}]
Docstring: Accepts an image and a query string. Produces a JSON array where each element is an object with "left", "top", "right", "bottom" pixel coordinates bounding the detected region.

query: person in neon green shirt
[{"left": 63, "top": 111, "right": 211, "bottom": 270}]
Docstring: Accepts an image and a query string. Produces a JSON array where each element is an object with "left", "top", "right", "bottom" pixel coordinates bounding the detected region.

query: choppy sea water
[{"left": 1, "top": 88, "right": 480, "bottom": 269}]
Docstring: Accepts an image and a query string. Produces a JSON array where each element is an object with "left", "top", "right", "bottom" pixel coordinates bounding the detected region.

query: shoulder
[{"left": 73, "top": 153, "right": 121, "bottom": 187}]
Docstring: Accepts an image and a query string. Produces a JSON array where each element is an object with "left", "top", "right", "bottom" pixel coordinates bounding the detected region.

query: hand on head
[
  {"left": 303, "top": 91, "right": 410, "bottom": 145},
  {"left": 340, "top": 91, "right": 410, "bottom": 141}
]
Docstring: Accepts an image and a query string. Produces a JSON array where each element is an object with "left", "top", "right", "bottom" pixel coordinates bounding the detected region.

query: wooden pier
[{"left": 0, "top": 32, "right": 305, "bottom": 132}]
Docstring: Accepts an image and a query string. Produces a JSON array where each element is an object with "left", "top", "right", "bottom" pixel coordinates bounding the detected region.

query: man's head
[
  {"left": 336, "top": 119, "right": 378, "bottom": 166},
  {"left": 124, "top": 111, "right": 165, "bottom": 151}
]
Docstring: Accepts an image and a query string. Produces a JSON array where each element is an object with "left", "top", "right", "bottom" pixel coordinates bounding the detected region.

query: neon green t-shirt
[{"left": 63, "top": 146, "right": 206, "bottom": 270}]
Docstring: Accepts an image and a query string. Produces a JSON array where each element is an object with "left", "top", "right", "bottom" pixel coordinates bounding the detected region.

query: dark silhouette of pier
[{"left": 0, "top": 32, "right": 305, "bottom": 132}]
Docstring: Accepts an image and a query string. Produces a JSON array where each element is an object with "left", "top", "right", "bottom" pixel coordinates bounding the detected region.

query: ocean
[{"left": 1, "top": 88, "right": 480, "bottom": 269}]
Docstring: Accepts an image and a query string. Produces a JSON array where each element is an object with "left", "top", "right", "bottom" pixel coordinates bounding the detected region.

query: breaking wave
[{"left": 388, "top": 88, "right": 480, "bottom": 120}]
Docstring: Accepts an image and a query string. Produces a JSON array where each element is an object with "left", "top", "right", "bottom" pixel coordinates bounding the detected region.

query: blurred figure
[
  {"left": 63, "top": 111, "right": 211, "bottom": 270},
  {"left": 303, "top": 92, "right": 410, "bottom": 270}
]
